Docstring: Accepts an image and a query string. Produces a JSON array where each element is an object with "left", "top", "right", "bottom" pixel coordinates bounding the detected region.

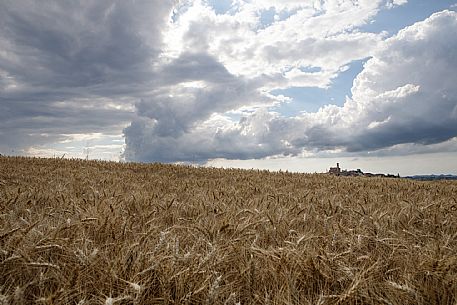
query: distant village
[{"left": 328, "top": 163, "right": 400, "bottom": 178}]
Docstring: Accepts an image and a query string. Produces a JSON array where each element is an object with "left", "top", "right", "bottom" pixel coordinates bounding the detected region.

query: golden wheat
[{"left": 0, "top": 156, "right": 456, "bottom": 304}]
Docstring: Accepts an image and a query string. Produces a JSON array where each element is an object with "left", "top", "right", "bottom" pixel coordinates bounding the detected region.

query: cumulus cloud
[
  {"left": 124, "top": 10, "right": 457, "bottom": 162},
  {"left": 341, "top": 11, "right": 457, "bottom": 149},
  {"left": 164, "top": 0, "right": 387, "bottom": 87}
]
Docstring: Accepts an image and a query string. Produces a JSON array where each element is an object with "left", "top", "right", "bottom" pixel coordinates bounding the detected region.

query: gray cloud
[
  {"left": 123, "top": 110, "right": 295, "bottom": 162},
  {"left": 130, "top": 52, "right": 269, "bottom": 137},
  {"left": 0, "top": 0, "right": 174, "bottom": 153},
  {"left": 1, "top": 1, "right": 455, "bottom": 164},
  {"left": 0, "top": 1, "right": 170, "bottom": 87},
  {"left": 123, "top": 52, "right": 275, "bottom": 161}
]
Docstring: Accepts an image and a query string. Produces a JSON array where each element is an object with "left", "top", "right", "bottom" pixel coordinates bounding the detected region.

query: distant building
[
  {"left": 328, "top": 163, "right": 341, "bottom": 175},
  {"left": 328, "top": 162, "right": 399, "bottom": 178}
]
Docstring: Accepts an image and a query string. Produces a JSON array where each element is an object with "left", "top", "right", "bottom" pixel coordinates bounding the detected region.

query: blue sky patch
[
  {"left": 206, "top": 0, "right": 233, "bottom": 15},
  {"left": 272, "top": 59, "right": 367, "bottom": 115},
  {"left": 362, "top": 0, "right": 457, "bottom": 35}
]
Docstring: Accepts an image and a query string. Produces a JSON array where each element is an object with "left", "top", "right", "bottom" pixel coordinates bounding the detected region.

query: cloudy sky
[{"left": 1, "top": 0, "right": 457, "bottom": 175}]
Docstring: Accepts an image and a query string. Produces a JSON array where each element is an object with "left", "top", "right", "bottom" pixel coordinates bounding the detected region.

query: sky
[{"left": 1, "top": 0, "right": 457, "bottom": 176}]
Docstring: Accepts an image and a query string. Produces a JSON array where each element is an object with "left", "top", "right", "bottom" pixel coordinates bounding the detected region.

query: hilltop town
[{"left": 328, "top": 163, "right": 400, "bottom": 178}]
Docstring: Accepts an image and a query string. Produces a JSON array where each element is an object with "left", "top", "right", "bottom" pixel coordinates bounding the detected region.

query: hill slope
[{"left": 1, "top": 156, "right": 456, "bottom": 304}]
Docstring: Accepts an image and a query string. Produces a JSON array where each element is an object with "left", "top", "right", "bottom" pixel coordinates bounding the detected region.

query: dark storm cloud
[
  {"left": 0, "top": 1, "right": 168, "bottom": 87},
  {"left": 0, "top": 0, "right": 174, "bottom": 153}
]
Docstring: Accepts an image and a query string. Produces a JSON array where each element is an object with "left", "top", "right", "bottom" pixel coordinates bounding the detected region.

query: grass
[{"left": 1, "top": 155, "right": 456, "bottom": 304}]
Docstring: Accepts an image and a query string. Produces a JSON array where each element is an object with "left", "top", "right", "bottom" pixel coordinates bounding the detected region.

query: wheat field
[{"left": 0, "top": 156, "right": 456, "bottom": 304}]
